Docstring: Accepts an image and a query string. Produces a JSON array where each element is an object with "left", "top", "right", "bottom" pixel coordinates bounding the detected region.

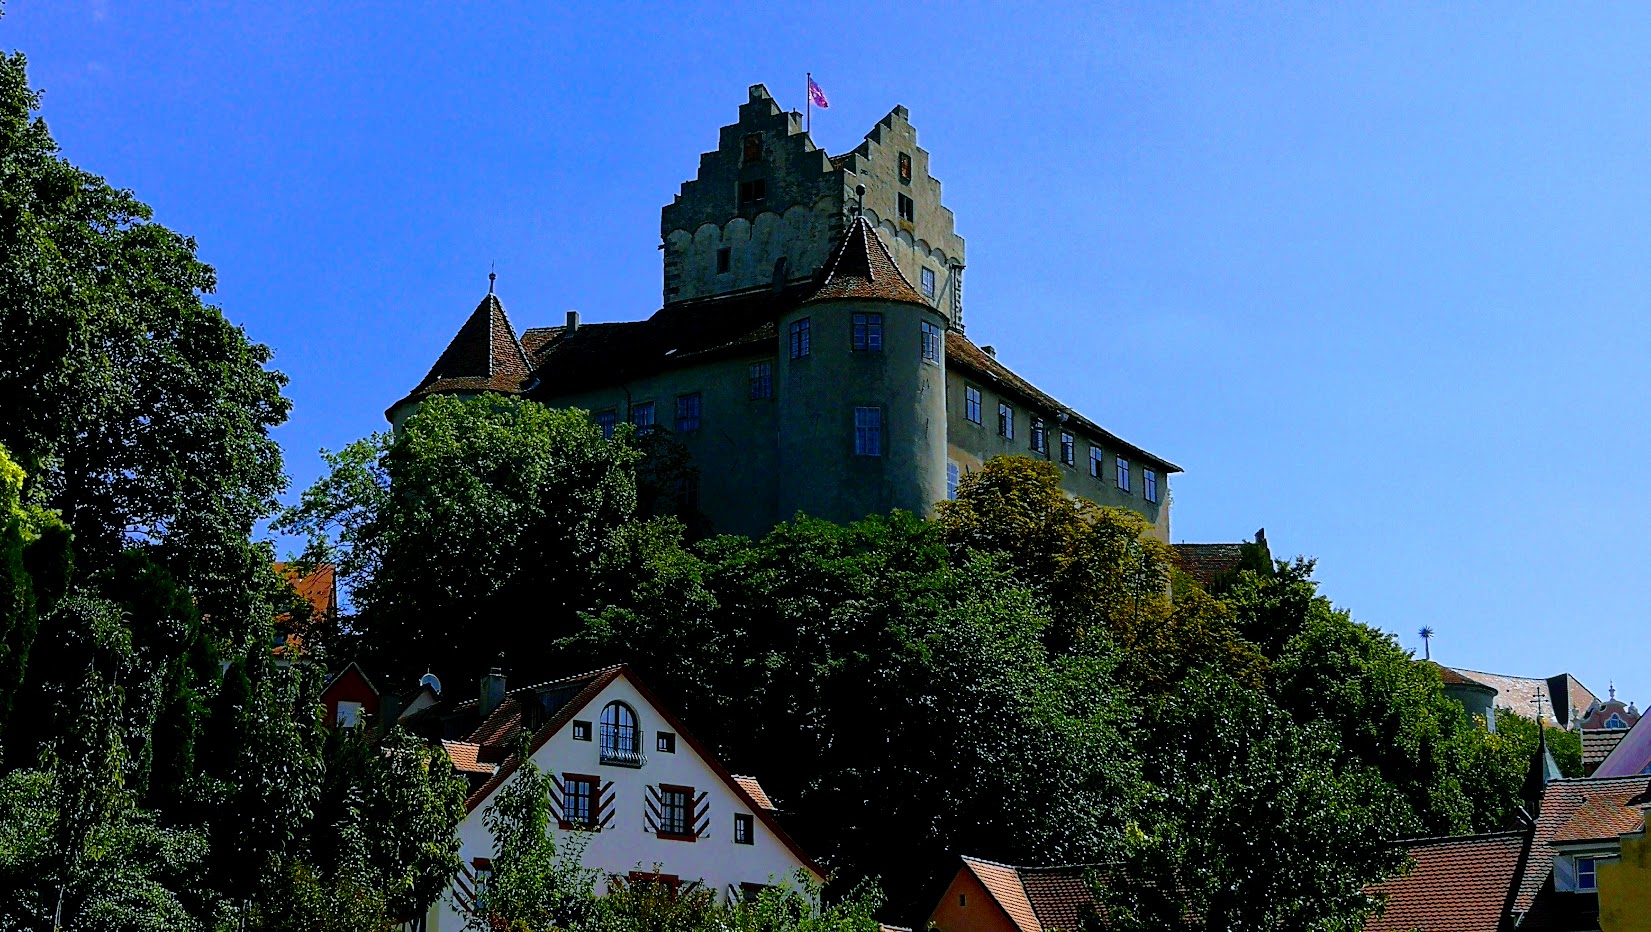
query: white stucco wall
[{"left": 428, "top": 674, "right": 816, "bottom": 930}]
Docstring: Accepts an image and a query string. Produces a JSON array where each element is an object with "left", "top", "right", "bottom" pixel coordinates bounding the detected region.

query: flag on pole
[{"left": 808, "top": 76, "right": 830, "bottom": 109}]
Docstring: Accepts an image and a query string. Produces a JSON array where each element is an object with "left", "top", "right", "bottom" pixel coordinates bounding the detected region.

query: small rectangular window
[
  {"left": 854, "top": 406, "right": 882, "bottom": 456},
  {"left": 659, "top": 785, "right": 692, "bottom": 837},
  {"left": 921, "top": 267, "right": 936, "bottom": 298},
  {"left": 572, "top": 720, "right": 592, "bottom": 741},
  {"left": 675, "top": 393, "right": 702, "bottom": 433},
  {"left": 1116, "top": 457, "right": 1130, "bottom": 492},
  {"left": 965, "top": 386, "right": 982, "bottom": 424},
  {"left": 336, "top": 700, "right": 362, "bottom": 728},
  {"left": 897, "top": 193, "right": 915, "bottom": 222},
  {"left": 716, "top": 247, "right": 731, "bottom": 274},
  {"left": 921, "top": 320, "right": 941, "bottom": 363},
  {"left": 1578, "top": 857, "right": 1597, "bottom": 891},
  {"left": 789, "top": 318, "right": 811, "bottom": 359},
  {"left": 563, "top": 773, "right": 598, "bottom": 829},
  {"left": 947, "top": 462, "right": 960, "bottom": 500},
  {"left": 998, "top": 403, "right": 1014, "bottom": 440},
  {"left": 734, "top": 813, "right": 754, "bottom": 845},
  {"left": 1090, "top": 446, "right": 1104, "bottom": 478},
  {"left": 656, "top": 731, "right": 676, "bottom": 753},
  {"left": 1030, "top": 418, "right": 1047, "bottom": 454},
  {"left": 742, "top": 132, "right": 762, "bottom": 164},
  {"left": 1060, "top": 432, "right": 1075, "bottom": 466},
  {"left": 898, "top": 151, "right": 913, "bottom": 185},
  {"left": 594, "top": 410, "right": 617, "bottom": 440},
  {"left": 738, "top": 179, "right": 766, "bottom": 206},
  {"left": 749, "top": 361, "right": 773, "bottom": 399},
  {"left": 1144, "top": 469, "right": 1158, "bottom": 503},
  {"left": 852, "top": 312, "right": 883, "bottom": 352},
  {"left": 631, "top": 402, "right": 655, "bottom": 430}
]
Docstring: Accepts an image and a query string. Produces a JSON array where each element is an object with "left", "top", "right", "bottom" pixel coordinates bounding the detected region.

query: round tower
[{"left": 776, "top": 217, "right": 948, "bottom": 524}]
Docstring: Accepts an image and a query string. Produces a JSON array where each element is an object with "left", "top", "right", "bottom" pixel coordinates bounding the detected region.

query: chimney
[
  {"left": 981, "top": 345, "right": 996, "bottom": 357},
  {"left": 565, "top": 310, "right": 580, "bottom": 333},
  {"left": 480, "top": 663, "right": 506, "bottom": 720}
]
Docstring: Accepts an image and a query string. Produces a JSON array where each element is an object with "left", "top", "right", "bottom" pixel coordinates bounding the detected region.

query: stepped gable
[
  {"left": 392, "top": 293, "right": 532, "bottom": 413},
  {"left": 1363, "top": 831, "right": 1530, "bottom": 932},
  {"left": 1515, "top": 775, "right": 1651, "bottom": 915},
  {"left": 803, "top": 215, "right": 931, "bottom": 307}
]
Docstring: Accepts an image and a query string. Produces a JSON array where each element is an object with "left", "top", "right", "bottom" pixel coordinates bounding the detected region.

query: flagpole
[{"left": 806, "top": 72, "right": 811, "bottom": 134}]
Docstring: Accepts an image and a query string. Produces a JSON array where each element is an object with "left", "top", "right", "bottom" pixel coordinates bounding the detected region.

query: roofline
[
  {"left": 459, "top": 664, "right": 826, "bottom": 882},
  {"left": 945, "top": 344, "right": 1182, "bottom": 473},
  {"left": 957, "top": 858, "right": 1038, "bottom": 932},
  {"left": 320, "top": 660, "right": 379, "bottom": 698},
  {"left": 1387, "top": 828, "right": 1533, "bottom": 847}
]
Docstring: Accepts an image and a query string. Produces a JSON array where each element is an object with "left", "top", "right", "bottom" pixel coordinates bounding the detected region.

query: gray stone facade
[{"left": 392, "top": 85, "right": 1177, "bottom": 540}]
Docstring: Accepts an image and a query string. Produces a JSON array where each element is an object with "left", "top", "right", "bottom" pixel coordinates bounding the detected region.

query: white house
[{"left": 424, "top": 664, "right": 822, "bottom": 930}]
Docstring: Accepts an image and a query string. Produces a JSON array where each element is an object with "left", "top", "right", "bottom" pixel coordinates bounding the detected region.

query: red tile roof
[
  {"left": 961, "top": 857, "right": 1041, "bottom": 932},
  {"left": 1362, "top": 832, "right": 1529, "bottom": 932},
  {"left": 441, "top": 741, "right": 493, "bottom": 776},
  {"left": 1516, "top": 776, "right": 1651, "bottom": 914},
  {"left": 731, "top": 775, "right": 776, "bottom": 811},
  {"left": 953, "top": 857, "right": 1099, "bottom": 932},
  {"left": 273, "top": 562, "right": 338, "bottom": 621},
  {"left": 391, "top": 293, "right": 533, "bottom": 413},
  {"left": 1584, "top": 729, "right": 1631, "bottom": 767},
  {"left": 804, "top": 216, "right": 931, "bottom": 307},
  {"left": 1550, "top": 788, "right": 1647, "bottom": 844}
]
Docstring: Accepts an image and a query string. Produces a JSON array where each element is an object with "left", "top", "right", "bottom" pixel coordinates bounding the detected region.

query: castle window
[
  {"left": 921, "top": 267, "right": 936, "bottom": 298},
  {"left": 1030, "top": 418, "right": 1047, "bottom": 454},
  {"left": 899, "top": 152, "right": 913, "bottom": 185},
  {"left": 998, "top": 403, "right": 1014, "bottom": 440},
  {"left": 739, "top": 178, "right": 766, "bottom": 207},
  {"left": 852, "top": 313, "right": 883, "bottom": 352},
  {"left": 1145, "top": 469, "right": 1158, "bottom": 503},
  {"left": 631, "top": 402, "right": 655, "bottom": 430},
  {"left": 562, "top": 773, "right": 598, "bottom": 829},
  {"left": 965, "top": 386, "right": 982, "bottom": 424},
  {"left": 947, "top": 461, "right": 960, "bottom": 500},
  {"left": 921, "top": 320, "right": 941, "bottom": 363},
  {"left": 1578, "top": 857, "right": 1597, "bottom": 892},
  {"left": 594, "top": 409, "right": 617, "bottom": 440},
  {"left": 675, "top": 393, "right": 702, "bottom": 433},
  {"left": 789, "top": 318, "right": 811, "bottom": 358},
  {"left": 599, "top": 701, "right": 640, "bottom": 765},
  {"left": 1116, "top": 457, "right": 1131, "bottom": 492},
  {"left": 854, "top": 407, "right": 882, "bottom": 456},
  {"left": 1090, "top": 446, "right": 1104, "bottom": 478},
  {"left": 749, "top": 361, "right": 773, "bottom": 399},
  {"left": 743, "top": 132, "right": 762, "bottom": 164},
  {"left": 1060, "top": 432, "right": 1075, "bottom": 466},
  {"left": 717, "top": 247, "right": 731, "bottom": 274},
  {"left": 734, "top": 813, "right": 754, "bottom": 845},
  {"left": 897, "top": 193, "right": 915, "bottom": 222}
]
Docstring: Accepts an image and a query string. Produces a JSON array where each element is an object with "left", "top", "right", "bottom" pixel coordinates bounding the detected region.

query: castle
[{"left": 390, "top": 85, "right": 1178, "bottom": 539}]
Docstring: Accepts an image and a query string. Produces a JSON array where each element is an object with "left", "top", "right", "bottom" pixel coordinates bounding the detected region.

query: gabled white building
[{"left": 425, "top": 665, "right": 821, "bottom": 930}]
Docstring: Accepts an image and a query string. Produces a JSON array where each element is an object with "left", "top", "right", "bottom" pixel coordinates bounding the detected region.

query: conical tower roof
[
  {"left": 804, "top": 215, "right": 932, "bottom": 308},
  {"left": 407, "top": 292, "right": 533, "bottom": 399}
]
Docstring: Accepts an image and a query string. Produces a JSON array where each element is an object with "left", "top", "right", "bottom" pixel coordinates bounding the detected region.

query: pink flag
[{"left": 808, "top": 76, "right": 830, "bottom": 109}]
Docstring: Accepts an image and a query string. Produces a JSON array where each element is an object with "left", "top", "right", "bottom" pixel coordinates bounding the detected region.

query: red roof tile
[
  {"left": 273, "top": 562, "right": 338, "bottom": 621},
  {"left": 962, "top": 857, "right": 1040, "bottom": 932},
  {"left": 731, "top": 775, "right": 776, "bottom": 811},
  {"left": 1363, "top": 832, "right": 1528, "bottom": 932},
  {"left": 1516, "top": 776, "right": 1651, "bottom": 914},
  {"left": 1584, "top": 729, "right": 1631, "bottom": 767},
  {"left": 1551, "top": 789, "right": 1647, "bottom": 844},
  {"left": 441, "top": 741, "right": 493, "bottom": 775},
  {"left": 1019, "top": 867, "right": 1097, "bottom": 932},
  {"left": 804, "top": 216, "right": 931, "bottom": 308},
  {"left": 392, "top": 293, "right": 533, "bottom": 413}
]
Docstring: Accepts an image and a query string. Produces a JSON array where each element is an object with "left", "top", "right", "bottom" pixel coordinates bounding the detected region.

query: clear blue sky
[{"left": 10, "top": 2, "right": 1649, "bottom": 708}]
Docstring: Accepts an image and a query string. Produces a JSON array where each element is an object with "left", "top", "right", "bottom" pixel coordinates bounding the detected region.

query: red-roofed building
[
  {"left": 1362, "top": 832, "right": 1531, "bottom": 932},
  {"left": 318, "top": 662, "right": 379, "bottom": 729},
  {"left": 928, "top": 856, "right": 1099, "bottom": 932}
]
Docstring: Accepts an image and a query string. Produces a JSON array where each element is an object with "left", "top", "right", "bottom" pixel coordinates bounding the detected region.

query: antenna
[{"left": 1418, "top": 626, "right": 1434, "bottom": 661}]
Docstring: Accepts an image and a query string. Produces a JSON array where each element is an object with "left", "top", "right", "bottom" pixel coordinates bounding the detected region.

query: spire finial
[
  {"left": 1610, "top": 680, "right": 1617, "bottom": 701},
  {"left": 489, "top": 260, "right": 497, "bottom": 295}
]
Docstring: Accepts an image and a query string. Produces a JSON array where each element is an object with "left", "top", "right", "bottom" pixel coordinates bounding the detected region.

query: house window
[
  {"left": 1030, "top": 418, "right": 1047, "bottom": 454},
  {"left": 1116, "top": 457, "right": 1131, "bottom": 492},
  {"left": 631, "top": 401, "right": 655, "bottom": 430},
  {"left": 897, "top": 193, "right": 915, "bottom": 222},
  {"left": 898, "top": 151, "right": 913, "bottom": 184},
  {"left": 562, "top": 773, "right": 598, "bottom": 829},
  {"left": 1060, "top": 432, "right": 1075, "bottom": 466},
  {"left": 659, "top": 784, "right": 692, "bottom": 837},
  {"left": 921, "top": 320, "right": 941, "bottom": 362},
  {"left": 742, "top": 132, "right": 762, "bottom": 164},
  {"left": 921, "top": 267, "right": 936, "bottom": 298},
  {"left": 852, "top": 312, "right": 883, "bottom": 351},
  {"left": 1607, "top": 713, "right": 1627, "bottom": 729},
  {"left": 734, "top": 813, "right": 754, "bottom": 845},
  {"left": 571, "top": 720, "right": 591, "bottom": 741},
  {"left": 1144, "top": 469, "right": 1158, "bottom": 503},
  {"left": 789, "top": 318, "right": 811, "bottom": 358},
  {"left": 964, "top": 386, "right": 982, "bottom": 424},
  {"left": 947, "top": 461, "right": 960, "bottom": 500},
  {"left": 336, "top": 700, "right": 363, "bottom": 728},
  {"left": 675, "top": 393, "right": 702, "bottom": 433},
  {"left": 717, "top": 247, "right": 731, "bottom": 274},
  {"left": 656, "top": 731, "right": 676, "bottom": 753},
  {"left": 1578, "top": 857, "right": 1597, "bottom": 891},
  {"left": 749, "top": 361, "right": 773, "bottom": 399},
  {"left": 599, "top": 701, "right": 640, "bottom": 765},
  {"left": 1090, "top": 446, "right": 1104, "bottom": 478},
  {"left": 738, "top": 178, "right": 766, "bottom": 207},
  {"left": 854, "top": 406, "right": 882, "bottom": 456},
  {"left": 594, "top": 409, "right": 617, "bottom": 440},
  {"left": 629, "top": 870, "right": 681, "bottom": 893},
  {"left": 998, "top": 403, "right": 1014, "bottom": 440}
]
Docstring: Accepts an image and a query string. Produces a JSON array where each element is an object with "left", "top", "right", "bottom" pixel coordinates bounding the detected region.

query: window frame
[
  {"left": 571, "top": 720, "right": 592, "bottom": 741},
  {"left": 897, "top": 192, "right": 915, "bottom": 222},
  {"left": 631, "top": 401, "right": 655, "bottom": 430},
  {"left": 656, "top": 731, "right": 676, "bottom": 754},
  {"left": 738, "top": 178, "right": 766, "bottom": 207},
  {"left": 854, "top": 406, "right": 883, "bottom": 457},
  {"left": 335, "top": 700, "right": 363, "bottom": 728},
  {"left": 1030, "top": 417, "right": 1047, "bottom": 455},
  {"left": 1090, "top": 446, "right": 1104, "bottom": 478},
  {"left": 749, "top": 361, "right": 773, "bottom": 400},
  {"left": 1060, "top": 431, "right": 1075, "bottom": 467},
  {"left": 947, "top": 461, "right": 960, "bottom": 500},
  {"left": 1578, "top": 856, "right": 1597, "bottom": 892},
  {"left": 560, "top": 772, "right": 600, "bottom": 830},
  {"left": 657, "top": 783, "right": 695, "bottom": 840},
  {"left": 851, "top": 312, "right": 883, "bottom": 352},
  {"left": 598, "top": 701, "right": 641, "bottom": 766},
  {"left": 734, "top": 813, "right": 755, "bottom": 845},
  {"left": 920, "top": 266, "right": 936, "bottom": 298},
  {"left": 998, "top": 403, "right": 1014, "bottom": 440},
  {"left": 921, "top": 320, "right": 941, "bottom": 363},
  {"left": 1144, "top": 469, "right": 1158, "bottom": 503},
  {"left": 674, "top": 393, "right": 702, "bottom": 433},
  {"left": 594, "top": 409, "right": 617, "bottom": 440},
  {"left": 789, "top": 318, "right": 811, "bottom": 359},
  {"left": 1116, "top": 457, "right": 1131, "bottom": 492},
  {"left": 964, "top": 386, "right": 982, "bottom": 425}
]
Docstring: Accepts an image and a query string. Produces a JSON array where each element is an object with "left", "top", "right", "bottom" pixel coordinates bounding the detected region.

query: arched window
[{"left": 599, "top": 701, "right": 640, "bottom": 765}]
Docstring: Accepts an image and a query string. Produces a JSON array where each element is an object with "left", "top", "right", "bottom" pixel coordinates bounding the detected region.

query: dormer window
[
  {"left": 1607, "top": 713, "right": 1627, "bottom": 729},
  {"left": 739, "top": 179, "right": 766, "bottom": 207},
  {"left": 742, "top": 133, "right": 762, "bottom": 164},
  {"left": 1578, "top": 857, "right": 1597, "bottom": 891}
]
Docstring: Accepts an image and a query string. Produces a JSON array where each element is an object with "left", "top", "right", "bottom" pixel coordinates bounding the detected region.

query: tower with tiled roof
[{"left": 387, "top": 287, "right": 532, "bottom": 427}]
